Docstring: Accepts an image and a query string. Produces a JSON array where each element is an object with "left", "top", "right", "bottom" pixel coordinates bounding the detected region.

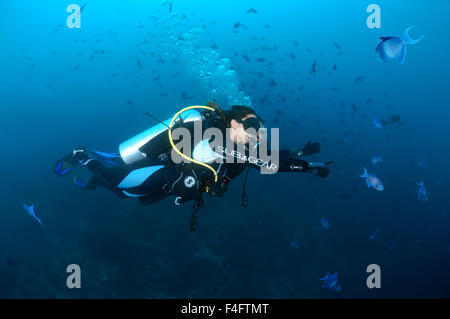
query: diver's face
[{"left": 230, "top": 114, "right": 258, "bottom": 145}]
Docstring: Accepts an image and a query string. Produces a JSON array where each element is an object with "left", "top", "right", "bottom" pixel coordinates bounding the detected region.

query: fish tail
[
  {"left": 359, "top": 168, "right": 368, "bottom": 178},
  {"left": 403, "top": 26, "right": 423, "bottom": 45}
]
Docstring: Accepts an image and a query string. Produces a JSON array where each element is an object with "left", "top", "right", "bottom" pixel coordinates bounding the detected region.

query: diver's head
[{"left": 226, "top": 105, "right": 263, "bottom": 144}]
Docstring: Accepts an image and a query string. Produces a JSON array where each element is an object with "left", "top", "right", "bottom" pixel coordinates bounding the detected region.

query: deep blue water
[{"left": 1, "top": 0, "right": 449, "bottom": 298}]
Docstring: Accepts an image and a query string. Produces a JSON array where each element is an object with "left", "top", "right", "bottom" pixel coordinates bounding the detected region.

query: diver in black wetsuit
[{"left": 54, "top": 103, "right": 332, "bottom": 228}]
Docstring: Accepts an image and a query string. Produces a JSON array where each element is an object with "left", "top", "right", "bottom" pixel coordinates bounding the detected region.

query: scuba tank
[{"left": 119, "top": 109, "right": 204, "bottom": 165}]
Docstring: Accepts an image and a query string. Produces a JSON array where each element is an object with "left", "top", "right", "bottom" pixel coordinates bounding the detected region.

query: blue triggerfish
[
  {"left": 359, "top": 168, "right": 384, "bottom": 191},
  {"left": 376, "top": 26, "right": 423, "bottom": 64},
  {"left": 369, "top": 229, "right": 381, "bottom": 240},
  {"left": 320, "top": 217, "right": 330, "bottom": 230},
  {"left": 372, "top": 117, "right": 383, "bottom": 129},
  {"left": 319, "top": 272, "right": 342, "bottom": 292},
  {"left": 371, "top": 155, "right": 383, "bottom": 166},
  {"left": 23, "top": 204, "right": 45, "bottom": 229}
]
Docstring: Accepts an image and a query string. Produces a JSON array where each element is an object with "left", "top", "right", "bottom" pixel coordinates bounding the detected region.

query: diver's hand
[
  {"left": 313, "top": 165, "right": 329, "bottom": 178},
  {"left": 298, "top": 141, "right": 321, "bottom": 156},
  {"left": 307, "top": 161, "right": 333, "bottom": 178}
]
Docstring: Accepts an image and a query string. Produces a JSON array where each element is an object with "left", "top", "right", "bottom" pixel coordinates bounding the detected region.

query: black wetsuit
[{"left": 71, "top": 112, "right": 327, "bottom": 205}]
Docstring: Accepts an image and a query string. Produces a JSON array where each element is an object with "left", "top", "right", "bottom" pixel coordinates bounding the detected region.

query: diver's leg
[
  {"left": 116, "top": 164, "right": 171, "bottom": 204},
  {"left": 55, "top": 146, "right": 129, "bottom": 197}
]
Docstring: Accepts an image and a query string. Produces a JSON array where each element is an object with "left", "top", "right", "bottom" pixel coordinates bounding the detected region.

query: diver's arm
[{"left": 293, "top": 141, "right": 321, "bottom": 157}]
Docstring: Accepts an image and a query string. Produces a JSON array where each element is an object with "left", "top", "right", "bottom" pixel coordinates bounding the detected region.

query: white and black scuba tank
[{"left": 118, "top": 109, "right": 204, "bottom": 165}]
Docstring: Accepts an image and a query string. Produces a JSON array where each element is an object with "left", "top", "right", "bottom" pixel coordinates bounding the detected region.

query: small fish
[
  {"left": 376, "top": 26, "right": 423, "bottom": 64},
  {"left": 355, "top": 75, "right": 365, "bottom": 84},
  {"left": 372, "top": 117, "right": 383, "bottom": 129},
  {"left": 417, "top": 159, "right": 429, "bottom": 169},
  {"left": 136, "top": 58, "right": 143, "bottom": 69},
  {"left": 319, "top": 272, "right": 342, "bottom": 292},
  {"left": 241, "top": 54, "right": 250, "bottom": 63},
  {"left": 310, "top": 60, "right": 318, "bottom": 75},
  {"left": 246, "top": 8, "right": 258, "bottom": 14},
  {"left": 80, "top": 2, "right": 88, "bottom": 12},
  {"left": 320, "top": 217, "right": 330, "bottom": 230},
  {"left": 23, "top": 204, "right": 45, "bottom": 228},
  {"left": 371, "top": 155, "right": 384, "bottom": 165},
  {"left": 369, "top": 229, "right": 381, "bottom": 240},
  {"left": 416, "top": 180, "right": 430, "bottom": 202},
  {"left": 386, "top": 114, "right": 401, "bottom": 124},
  {"left": 290, "top": 240, "right": 305, "bottom": 255},
  {"left": 359, "top": 168, "right": 384, "bottom": 191}
]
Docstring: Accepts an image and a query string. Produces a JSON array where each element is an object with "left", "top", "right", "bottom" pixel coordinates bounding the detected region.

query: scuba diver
[{"left": 54, "top": 103, "right": 332, "bottom": 231}]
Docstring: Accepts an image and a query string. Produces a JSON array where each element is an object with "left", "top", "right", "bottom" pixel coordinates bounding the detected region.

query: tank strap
[{"left": 241, "top": 166, "right": 250, "bottom": 207}]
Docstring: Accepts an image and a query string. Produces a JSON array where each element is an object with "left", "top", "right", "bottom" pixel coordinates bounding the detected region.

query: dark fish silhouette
[
  {"left": 246, "top": 8, "right": 258, "bottom": 14},
  {"left": 310, "top": 60, "right": 318, "bottom": 75},
  {"left": 233, "top": 22, "right": 247, "bottom": 30},
  {"left": 355, "top": 75, "right": 364, "bottom": 84},
  {"left": 136, "top": 58, "right": 143, "bottom": 69},
  {"left": 241, "top": 54, "right": 250, "bottom": 63}
]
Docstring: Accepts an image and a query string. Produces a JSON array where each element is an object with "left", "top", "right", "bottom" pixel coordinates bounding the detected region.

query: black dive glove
[
  {"left": 307, "top": 162, "right": 333, "bottom": 178},
  {"left": 288, "top": 159, "right": 331, "bottom": 178},
  {"left": 289, "top": 160, "right": 309, "bottom": 172},
  {"left": 297, "top": 141, "right": 321, "bottom": 157}
]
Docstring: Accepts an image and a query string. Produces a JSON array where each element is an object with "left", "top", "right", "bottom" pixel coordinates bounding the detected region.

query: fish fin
[
  {"left": 379, "top": 36, "right": 392, "bottom": 41},
  {"left": 320, "top": 272, "right": 330, "bottom": 281},
  {"left": 402, "top": 26, "right": 423, "bottom": 45},
  {"left": 359, "top": 168, "right": 368, "bottom": 178},
  {"left": 365, "top": 178, "right": 372, "bottom": 188},
  {"left": 397, "top": 45, "right": 407, "bottom": 64}
]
